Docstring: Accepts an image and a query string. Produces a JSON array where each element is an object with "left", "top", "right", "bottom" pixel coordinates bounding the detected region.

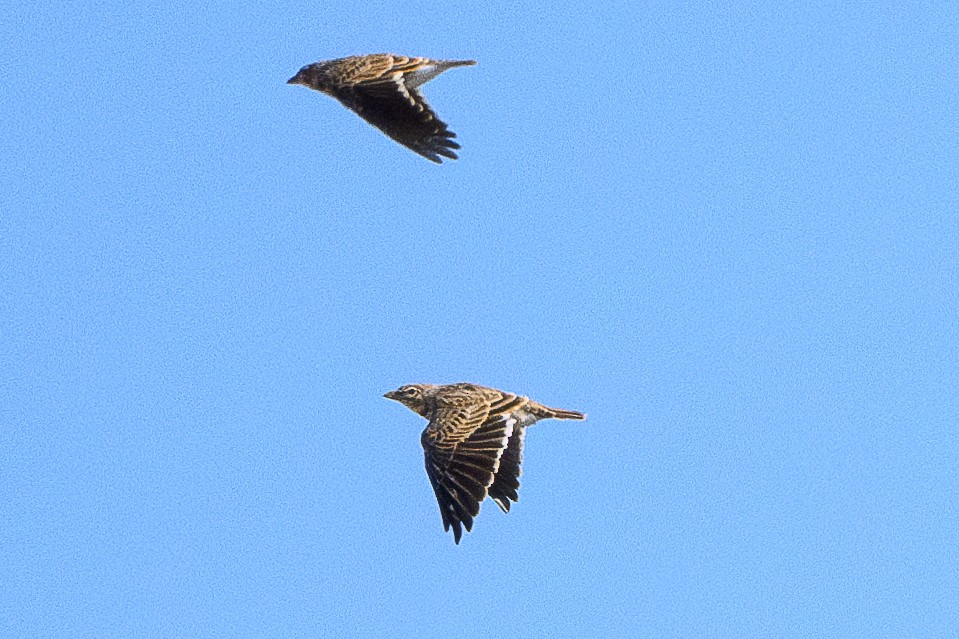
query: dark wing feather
[
  {"left": 335, "top": 78, "right": 459, "bottom": 163},
  {"left": 488, "top": 426, "right": 526, "bottom": 513},
  {"left": 422, "top": 415, "right": 515, "bottom": 543}
]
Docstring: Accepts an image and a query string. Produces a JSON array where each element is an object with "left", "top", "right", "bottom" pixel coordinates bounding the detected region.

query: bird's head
[
  {"left": 384, "top": 384, "right": 431, "bottom": 416},
  {"left": 286, "top": 63, "right": 332, "bottom": 92}
]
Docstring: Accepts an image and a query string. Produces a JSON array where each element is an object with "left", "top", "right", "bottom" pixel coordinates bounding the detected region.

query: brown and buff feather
[
  {"left": 384, "top": 382, "right": 585, "bottom": 543},
  {"left": 288, "top": 54, "right": 476, "bottom": 163}
]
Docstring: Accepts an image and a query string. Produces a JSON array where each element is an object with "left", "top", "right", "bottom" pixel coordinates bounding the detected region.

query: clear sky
[{"left": 3, "top": 1, "right": 957, "bottom": 636}]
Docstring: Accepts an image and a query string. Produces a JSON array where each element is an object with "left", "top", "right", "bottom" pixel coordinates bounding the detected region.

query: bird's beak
[
  {"left": 287, "top": 76, "right": 299, "bottom": 85},
  {"left": 383, "top": 390, "right": 398, "bottom": 400}
]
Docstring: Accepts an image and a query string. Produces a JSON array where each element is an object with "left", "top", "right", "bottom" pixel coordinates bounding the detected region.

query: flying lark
[
  {"left": 287, "top": 53, "right": 476, "bottom": 163},
  {"left": 384, "top": 382, "right": 586, "bottom": 543}
]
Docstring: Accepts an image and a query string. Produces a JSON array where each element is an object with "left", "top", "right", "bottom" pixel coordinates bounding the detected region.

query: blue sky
[{"left": 3, "top": 1, "right": 958, "bottom": 636}]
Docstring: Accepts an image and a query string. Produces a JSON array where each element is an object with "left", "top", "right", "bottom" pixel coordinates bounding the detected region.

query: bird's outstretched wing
[
  {"left": 421, "top": 386, "right": 532, "bottom": 542},
  {"left": 422, "top": 415, "right": 513, "bottom": 543},
  {"left": 335, "top": 76, "right": 460, "bottom": 163},
  {"left": 488, "top": 425, "right": 526, "bottom": 513}
]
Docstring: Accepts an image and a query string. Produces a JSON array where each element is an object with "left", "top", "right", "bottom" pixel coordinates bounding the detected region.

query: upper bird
[
  {"left": 384, "top": 382, "right": 586, "bottom": 544},
  {"left": 287, "top": 53, "right": 476, "bottom": 163}
]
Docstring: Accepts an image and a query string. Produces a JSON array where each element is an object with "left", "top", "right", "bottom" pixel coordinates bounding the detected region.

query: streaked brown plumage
[
  {"left": 384, "top": 382, "right": 586, "bottom": 544},
  {"left": 287, "top": 53, "right": 476, "bottom": 163}
]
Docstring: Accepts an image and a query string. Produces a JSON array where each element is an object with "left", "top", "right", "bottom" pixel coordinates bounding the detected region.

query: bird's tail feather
[
  {"left": 441, "top": 59, "right": 478, "bottom": 68},
  {"left": 548, "top": 407, "right": 586, "bottom": 420}
]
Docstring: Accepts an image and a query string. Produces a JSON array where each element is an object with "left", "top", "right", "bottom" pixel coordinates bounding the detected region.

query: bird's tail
[
  {"left": 441, "top": 59, "right": 478, "bottom": 69},
  {"left": 546, "top": 407, "right": 586, "bottom": 420},
  {"left": 408, "top": 59, "right": 476, "bottom": 89}
]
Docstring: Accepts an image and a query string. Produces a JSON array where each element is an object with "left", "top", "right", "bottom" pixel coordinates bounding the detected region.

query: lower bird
[
  {"left": 287, "top": 53, "right": 476, "bottom": 163},
  {"left": 384, "top": 382, "right": 586, "bottom": 544}
]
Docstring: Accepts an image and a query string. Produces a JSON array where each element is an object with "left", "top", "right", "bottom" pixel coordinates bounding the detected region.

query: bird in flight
[
  {"left": 287, "top": 53, "right": 476, "bottom": 163},
  {"left": 384, "top": 382, "right": 586, "bottom": 544}
]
